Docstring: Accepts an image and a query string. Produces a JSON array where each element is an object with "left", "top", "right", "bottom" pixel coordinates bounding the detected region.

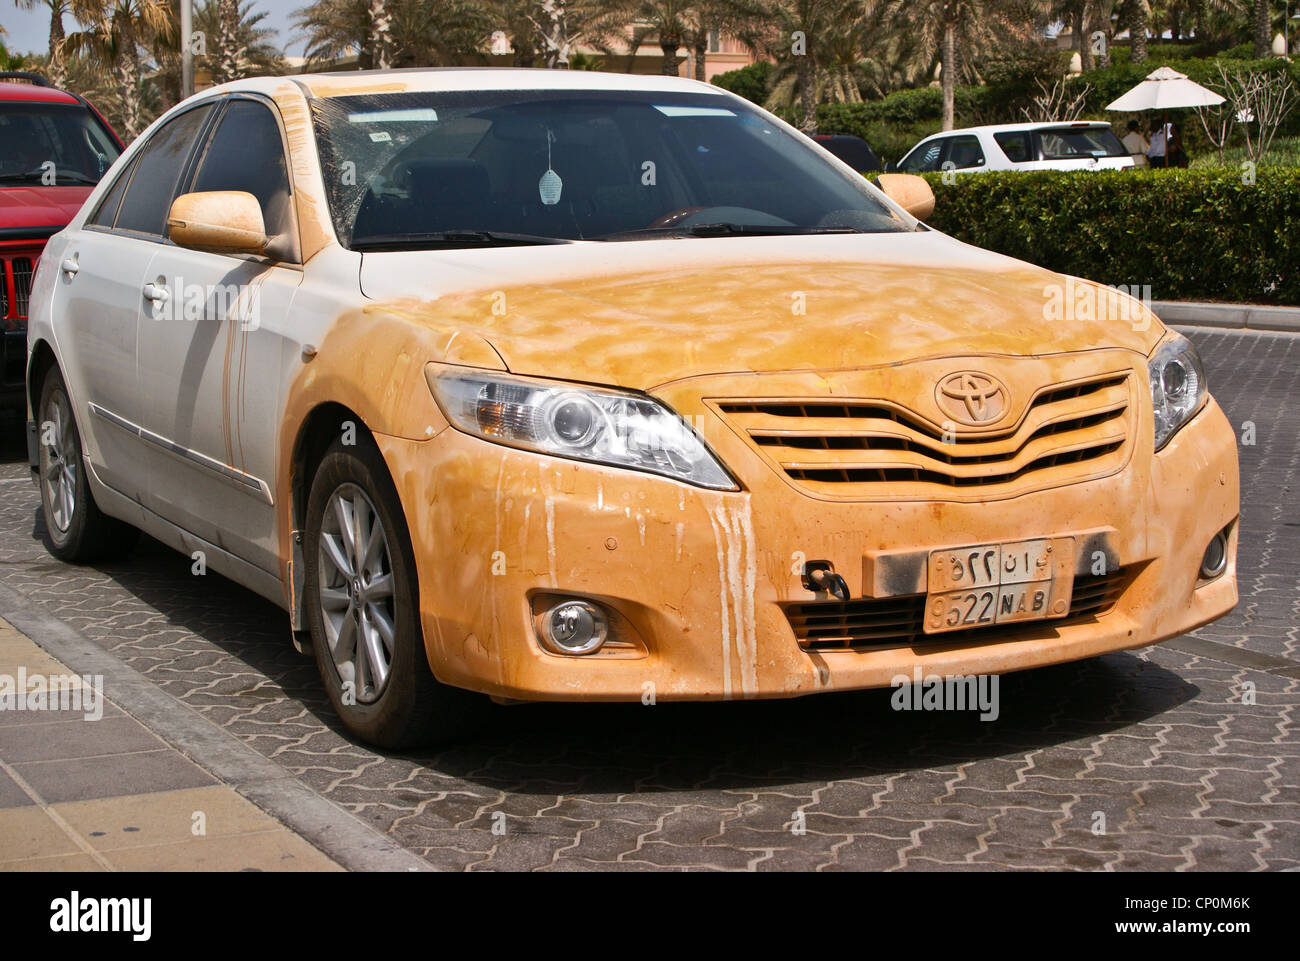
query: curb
[
  {"left": 1152, "top": 301, "right": 1300, "bottom": 333},
  {"left": 0, "top": 581, "right": 433, "bottom": 872}
]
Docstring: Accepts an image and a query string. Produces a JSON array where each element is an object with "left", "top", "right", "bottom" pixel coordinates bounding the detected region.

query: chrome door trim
[{"left": 88, "top": 402, "right": 274, "bottom": 505}]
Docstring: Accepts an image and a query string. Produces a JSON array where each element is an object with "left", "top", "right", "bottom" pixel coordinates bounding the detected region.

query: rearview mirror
[
  {"left": 873, "top": 173, "right": 936, "bottom": 222},
  {"left": 167, "top": 191, "right": 268, "bottom": 255}
]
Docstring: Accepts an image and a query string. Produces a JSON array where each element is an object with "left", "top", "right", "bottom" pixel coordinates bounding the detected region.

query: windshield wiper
[
  {"left": 595, "top": 223, "right": 864, "bottom": 241},
  {"left": 351, "top": 230, "right": 575, "bottom": 251},
  {"left": 0, "top": 169, "right": 98, "bottom": 185}
]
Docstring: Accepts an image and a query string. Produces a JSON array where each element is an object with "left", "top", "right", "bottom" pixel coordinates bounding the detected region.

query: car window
[
  {"left": 900, "top": 139, "right": 944, "bottom": 173},
  {"left": 88, "top": 152, "right": 139, "bottom": 228},
  {"left": 1036, "top": 127, "right": 1128, "bottom": 160},
  {"left": 188, "top": 98, "right": 294, "bottom": 243},
  {"left": 310, "top": 90, "right": 912, "bottom": 247},
  {"left": 945, "top": 135, "right": 985, "bottom": 170},
  {"left": 113, "top": 104, "right": 213, "bottom": 236},
  {"left": 0, "top": 100, "right": 121, "bottom": 185},
  {"left": 994, "top": 131, "right": 1032, "bottom": 164}
]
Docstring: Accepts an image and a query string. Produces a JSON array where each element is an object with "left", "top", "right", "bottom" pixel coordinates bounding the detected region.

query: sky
[{"left": 1, "top": 0, "right": 308, "bottom": 59}]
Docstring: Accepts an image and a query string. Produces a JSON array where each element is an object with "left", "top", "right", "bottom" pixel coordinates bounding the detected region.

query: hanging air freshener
[{"left": 539, "top": 129, "right": 562, "bottom": 205}]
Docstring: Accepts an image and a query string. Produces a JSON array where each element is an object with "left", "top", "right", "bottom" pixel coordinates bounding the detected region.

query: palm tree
[
  {"left": 214, "top": 0, "right": 243, "bottom": 81},
  {"left": 67, "top": 0, "right": 173, "bottom": 139},
  {"left": 13, "top": 0, "right": 70, "bottom": 86},
  {"left": 882, "top": 0, "right": 1051, "bottom": 131},
  {"left": 149, "top": 0, "right": 282, "bottom": 107},
  {"left": 608, "top": 0, "right": 698, "bottom": 75},
  {"left": 1123, "top": 0, "right": 1150, "bottom": 62},
  {"left": 1252, "top": 0, "right": 1270, "bottom": 58},
  {"left": 1053, "top": 0, "right": 1096, "bottom": 70},
  {"left": 295, "top": 0, "right": 493, "bottom": 69}
]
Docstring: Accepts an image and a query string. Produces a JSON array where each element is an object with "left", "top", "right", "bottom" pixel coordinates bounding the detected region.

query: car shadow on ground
[{"left": 16, "top": 492, "right": 1201, "bottom": 795}]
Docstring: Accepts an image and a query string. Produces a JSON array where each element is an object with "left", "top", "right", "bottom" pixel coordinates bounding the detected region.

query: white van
[{"left": 897, "top": 121, "right": 1138, "bottom": 174}]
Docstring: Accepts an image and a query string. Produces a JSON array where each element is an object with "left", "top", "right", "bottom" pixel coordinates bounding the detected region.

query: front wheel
[{"left": 303, "top": 437, "right": 482, "bottom": 748}]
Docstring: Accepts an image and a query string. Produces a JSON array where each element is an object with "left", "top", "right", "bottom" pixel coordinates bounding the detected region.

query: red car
[{"left": 0, "top": 72, "right": 123, "bottom": 410}]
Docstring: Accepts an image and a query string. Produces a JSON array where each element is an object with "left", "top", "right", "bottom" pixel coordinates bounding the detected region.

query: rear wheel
[
  {"left": 36, "top": 367, "right": 139, "bottom": 562},
  {"left": 304, "top": 437, "right": 482, "bottom": 748}
]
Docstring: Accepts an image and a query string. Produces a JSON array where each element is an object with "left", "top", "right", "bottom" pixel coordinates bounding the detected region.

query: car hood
[
  {"left": 0, "top": 185, "right": 92, "bottom": 231},
  {"left": 358, "top": 231, "right": 1164, "bottom": 391}
]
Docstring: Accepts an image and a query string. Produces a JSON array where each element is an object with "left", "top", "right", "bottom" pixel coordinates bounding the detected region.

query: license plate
[{"left": 923, "top": 537, "right": 1076, "bottom": 634}]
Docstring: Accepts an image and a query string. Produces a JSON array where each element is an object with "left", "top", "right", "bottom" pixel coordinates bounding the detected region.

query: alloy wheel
[
  {"left": 40, "top": 387, "right": 78, "bottom": 534},
  {"left": 316, "top": 483, "right": 397, "bottom": 704}
]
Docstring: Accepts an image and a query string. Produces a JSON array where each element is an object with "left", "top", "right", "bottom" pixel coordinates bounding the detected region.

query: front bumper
[{"left": 379, "top": 376, "right": 1239, "bottom": 703}]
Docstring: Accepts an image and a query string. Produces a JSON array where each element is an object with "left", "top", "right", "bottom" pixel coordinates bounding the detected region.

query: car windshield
[
  {"left": 310, "top": 89, "right": 912, "bottom": 249},
  {"left": 1036, "top": 127, "right": 1127, "bottom": 160},
  {"left": 0, "top": 100, "right": 120, "bottom": 185}
]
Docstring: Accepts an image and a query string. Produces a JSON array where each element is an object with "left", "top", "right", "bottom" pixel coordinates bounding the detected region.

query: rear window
[{"left": 1036, "top": 127, "right": 1127, "bottom": 160}]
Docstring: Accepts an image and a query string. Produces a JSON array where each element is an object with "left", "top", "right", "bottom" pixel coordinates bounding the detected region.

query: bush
[
  {"left": 921, "top": 168, "right": 1300, "bottom": 305},
  {"left": 712, "top": 62, "right": 772, "bottom": 106}
]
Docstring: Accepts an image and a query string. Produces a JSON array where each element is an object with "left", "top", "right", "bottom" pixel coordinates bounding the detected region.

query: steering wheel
[{"left": 647, "top": 206, "right": 712, "bottom": 229}]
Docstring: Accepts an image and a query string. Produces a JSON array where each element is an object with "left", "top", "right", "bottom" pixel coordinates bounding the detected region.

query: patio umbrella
[{"left": 1106, "top": 66, "right": 1226, "bottom": 167}]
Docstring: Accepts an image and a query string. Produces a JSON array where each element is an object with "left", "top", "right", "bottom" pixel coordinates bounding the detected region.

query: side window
[
  {"left": 994, "top": 132, "right": 1031, "bottom": 164},
  {"left": 189, "top": 99, "right": 294, "bottom": 243},
  {"left": 901, "top": 140, "right": 944, "bottom": 173},
  {"left": 114, "top": 105, "right": 213, "bottom": 236},
  {"left": 88, "top": 153, "right": 138, "bottom": 228},
  {"left": 946, "top": 135, "right": 985, "bottom": 170}
]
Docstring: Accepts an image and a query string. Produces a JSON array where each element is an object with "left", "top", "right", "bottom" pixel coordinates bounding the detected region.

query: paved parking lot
[{"left": 0, "top": 327, "right": 1296, "bottom": 871}]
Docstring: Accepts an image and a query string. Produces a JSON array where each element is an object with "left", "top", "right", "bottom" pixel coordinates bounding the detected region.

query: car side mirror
[
  {"left": 166, "top": 190, "right": 269, "bottom": 255},
  {"left": 873, "top": 173, "right": 936, "bottom": 221}
]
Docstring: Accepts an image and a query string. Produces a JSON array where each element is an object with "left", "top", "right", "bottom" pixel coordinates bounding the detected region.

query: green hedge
[{"left": 920, "top": 168, "right": 1300, "bottom": 306}]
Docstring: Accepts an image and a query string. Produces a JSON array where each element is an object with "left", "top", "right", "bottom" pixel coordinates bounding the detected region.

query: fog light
[
  {"left": 540, "top": 600, "right": 608, "bottom": 655},
  {"left": 1200, "top": 531, "right": 1228, "bottom": 579}
]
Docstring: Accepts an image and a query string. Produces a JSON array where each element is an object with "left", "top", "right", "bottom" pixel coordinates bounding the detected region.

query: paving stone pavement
[{"left": 0, "top": 326, "right": 1295, "bottom": 871}]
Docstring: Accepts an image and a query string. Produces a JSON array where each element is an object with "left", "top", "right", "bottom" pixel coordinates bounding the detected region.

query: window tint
[
  {"left": 901, "top": 140, "right": 944, "bottom": 173},
  {"left": 310, "top": 91, "right": 909, "bottom": 246},
  {"left": 946, "top": 136, "right": 985, "bottom": 170},
  {"left": 88, "top": 153, "right": 138, "bottom": 227},
  {"left": 1036, "top": 127, "right": 1128, "bottom": 159},
  {"left": 994, "top": 131, "right": 1032, "bottom": 164},
  {"left": 114, "top": 105, "right": 212, "bottom": 236},
  {"left": 190, "top": 99, "right": 293, "bottom": 240}
]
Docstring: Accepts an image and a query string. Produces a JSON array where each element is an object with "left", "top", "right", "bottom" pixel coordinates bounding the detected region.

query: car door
[
  {"left": 49, "top": 103, "right": 215, "bottom": 498},
  {"left": 134, "top": 95, "right": 303, "bottom": 574}
]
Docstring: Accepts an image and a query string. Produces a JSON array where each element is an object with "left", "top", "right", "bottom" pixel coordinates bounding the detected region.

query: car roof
[
  {"left": 0, "top": 81, "right": 80, "bottom": 104},
  {"left": 223, "top": 68, "right": 721, "bottom": 101},
  {"left": 922, "top": 120, "right": 1111, "bottom": 141}
]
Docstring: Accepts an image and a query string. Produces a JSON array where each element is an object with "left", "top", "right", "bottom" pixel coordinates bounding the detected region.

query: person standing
[
  {"left": 1122, "top": 120, "right": 1150, "bottom": 168},
  {"left": 1147, "top": 121, "right": 1168, "bottom": 169}
]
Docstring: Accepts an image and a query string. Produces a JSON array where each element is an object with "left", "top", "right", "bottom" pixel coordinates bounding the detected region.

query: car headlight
[
  {"left": 426, "top": 367, "right": 737, "bottom": 490},
  {"left": 1148, "top": 332, "right": 1208, "bottom": 452}
]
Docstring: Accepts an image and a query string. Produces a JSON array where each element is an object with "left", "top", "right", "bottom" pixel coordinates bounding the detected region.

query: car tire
[
  {"left": 304, "top": 436, "right": 483, "bottom": 749},
  {"left": 36, "top": 366, "right": 140, "bottom": 563}
]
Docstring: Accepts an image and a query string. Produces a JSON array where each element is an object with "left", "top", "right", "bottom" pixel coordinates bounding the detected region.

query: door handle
[
  {"left": 60, "top": 257, "right": 79, "bottom": 276},
  {"left": 142, "top": 283, "right": 169, "bottom": 303}
]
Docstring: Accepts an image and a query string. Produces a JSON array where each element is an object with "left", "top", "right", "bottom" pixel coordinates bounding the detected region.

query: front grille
[
  {"left": 784, "top": 568, "right": 1128, "bottom": 652},
  {"left": 11, "top": 258, "right": 32, "bottom": 318},
  {"left": 718, "top": 371, "right": 1133, "bottom": 500}
]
